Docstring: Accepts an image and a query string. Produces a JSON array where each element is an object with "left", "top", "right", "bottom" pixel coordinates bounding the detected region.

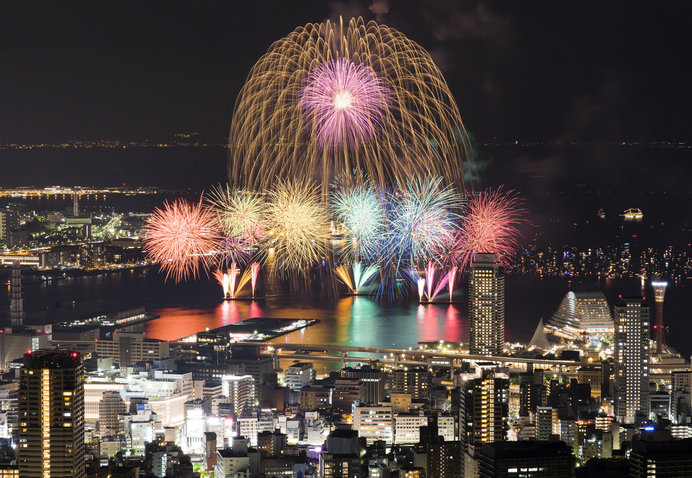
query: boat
[{"left": 620, "top": 208, "right": 643, "bottom": 220}]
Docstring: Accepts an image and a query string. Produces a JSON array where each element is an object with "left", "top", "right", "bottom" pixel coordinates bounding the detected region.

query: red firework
[
  {"left": 444, "top": 188, "right": 526, "bottom": 271},
  {"left": 143, "top": 198, "right": 221, "bottom": 282}
]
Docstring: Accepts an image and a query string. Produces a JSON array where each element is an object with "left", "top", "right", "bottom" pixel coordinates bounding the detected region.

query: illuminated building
[
  {"left": 630, "top": 435, "right": 692, "bottom": 478},
  {"left": 284, "top": 362, "right": 315, "bottom": 392},
  {"left": 547, "top": 291, "right": 614, "bottom": 342},
  {"left": 468, "top": 253, "right": 505, "bottom": 355},
  {"left": 392, "top": 367, "right": 430, "bottom": 401},
  {"left": 18, "top": 350, "right": 85, "bottom": 478},
  {"left": 94, "top": 332, "right": 170, "bottom": 366},
  {"left": 651, "top": 280, "right": 668, "bottom": 354},
  {"left": 8, "top": 262, "right": 24, "bottom": 329},
  {"left": 221, "top": 374, "right": 255, "bottom": 415},
  {"left": 459, "top": 369, "right": 509, "bottom": 448},
  {"left": 353, "top": 404, "right": 394, "bottom": 444},
  {"left": 614, "top": 297, "right": 650, "bottom": 424},
  {"left": 342, "top": 365, "right": 385, "bottom": 404},
  {"left": 476, "top": 441, "right": 575, "bottom": 478}
]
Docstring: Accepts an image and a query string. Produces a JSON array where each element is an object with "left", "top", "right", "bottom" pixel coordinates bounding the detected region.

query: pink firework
[
  {"left": 444, "top": 188, "right": 526, "bottom": 271},
  {"left": 298, "top": 57, "right": 391, "bottom": 150},
  {"left": 218, "top": 236, "right": 252, "bottom": 266},
  {"left": 143, "top": 198, "right": 220, "bottom": 283}
]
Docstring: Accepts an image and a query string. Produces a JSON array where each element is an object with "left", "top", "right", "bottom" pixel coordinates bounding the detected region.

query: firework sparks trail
[
  {"left": 229, "top": 17, "right": 472, "bottom": 191},
  {"left": 143, "top": 198, "right": 220, "bottom": 283},
  {"left": 336, "top": 264, "right": 355, "bottom": 293},
  {"left": 228, "top": 262, "right": 238, "bottom": 298},
  {"left": 417, "top": 276, "right": 426, "bottom": 301},
  {"left": 264, "top": 180, "right": 330, "bottom": 276},
  {"left": 250, "top": 262, "right": 260, "bottom": 297},
  {"left": 425, "top": 261, "right": 436, "bottom": 299},
  {"left": 299, "top": 57, "right": 391, "bottom": 150},
  {"left": 447, "top": 266, "right": 458, "bottom": 302},
  {"left": 214, "top": 269, "right": 231, "bottom": 299},
  {"left": 235, "top": 269, "right": 252, "bottom": 297},
  {"left": 354, "top": 263, "right": 378, "bottom": 291}
]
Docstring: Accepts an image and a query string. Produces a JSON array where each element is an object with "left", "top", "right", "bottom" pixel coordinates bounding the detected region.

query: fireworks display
[
  {"left": 143, "top": 198, "right": 220, "bottom": 283},
  {"left": 264, "top": 180, "right": 330, "bottom": 275},
  {"left": 331, "top": 179, "right": 385, "bottom": 261},
  {"left": 451, "top": 188, "right": 526, "bottom": 271},
  {"left": 143, "top": 18, "right": 528, "bottom": 303},
  {"left": 206, "top": 184, "right": 266, "bottom": 242},
  {"left": 299, "top": 57, "right": 391, "bottom": 150},
  {"left": 228, "top": 17, "right": 471, "bottom": 192}
]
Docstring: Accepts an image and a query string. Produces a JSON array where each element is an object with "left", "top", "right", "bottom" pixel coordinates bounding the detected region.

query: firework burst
[
  {"left": 390, "top": 176, "right": 461, "bottom": 263},
  {"left": 206, "top": 184, "right": 267, "bottom": 242},
  {"left": 229, "top": 17, "right": 471, "bottom": 191},
  {"left": 330, "top": 179, "right": 385, "bottom": 261},
  {"left": 451, "top": 188, "right": 526, "bottom": 270},
  {"left": 143, "top": 198, "right": 220, "bottom": 282},
  {"left": 299, "top": 57, "right": 391, "bottom": 150},
  {"left": 264, "top": 180, "right": 330, "bottom": 275}
]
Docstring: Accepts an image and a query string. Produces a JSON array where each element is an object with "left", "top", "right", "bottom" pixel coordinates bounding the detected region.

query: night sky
[{"left": 1, "top": 1, "right": 691, "bottom": 189}]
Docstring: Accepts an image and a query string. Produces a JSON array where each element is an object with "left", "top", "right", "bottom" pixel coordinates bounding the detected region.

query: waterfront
[{"left": 1, "top": 268, "right": 689, "bottom": 357}]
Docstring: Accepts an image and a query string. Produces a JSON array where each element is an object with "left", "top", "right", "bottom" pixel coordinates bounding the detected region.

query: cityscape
[{"left": 1, "top": 2, "right": 692, "bottom": 478}]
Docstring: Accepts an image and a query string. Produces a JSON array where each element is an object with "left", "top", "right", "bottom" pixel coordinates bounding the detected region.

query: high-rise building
[
  {"left": 392, "top": 367, "right": 430, "bottom": 401},
  {"left": 468, "top": 253, "right": 505, "bottom": 355},
  {"left": 671, "top": 371, "right": 692, "bottom": 425},
  {"left": 459, "top": 369, "right": 509, "bottom": 448},
  {"left": 353, "top": 404, "right": 393, "bottom": 444},
  {"left": 18, "top": 350, "right": 85, "bottom": 478},
  {"left": 630, "top": 435, "right": 692, "bottom": 478},
  {"left": 536, "top": 406, "right": 554, "bottom": 441},
  {"left": 651, "top": 280, "right": 668, "bottom": 354},
  {"left": 98, "top": 390, "right": 126, "bottom": 436},
  {"left": 547, "top": 291, "right": 614, "bottom": 341},
  {"left": 284, "top": 362, "right": 315, "bottom": 392},
  {"left": 342, "top": 365, "right": 385, "bottom": 404},
  {"left": 8, "top": 261, "right": 25, "bottom": 329},
  {"left": 221, "top": 375, "right": 255, "bottom": 415},
  {"left": 476, "top": 441, "right": 575, "bottom": 478},
  {"left": 614, "top": 297, "right": 650, "bottom": 424}
]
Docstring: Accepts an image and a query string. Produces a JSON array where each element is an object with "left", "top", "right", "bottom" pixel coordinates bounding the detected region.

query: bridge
[{"left": 233, "top": 341, "right": 581, "bottom": 376}]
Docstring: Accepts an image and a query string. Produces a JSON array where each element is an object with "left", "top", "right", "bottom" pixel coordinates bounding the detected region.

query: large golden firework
[{"left": 228, "top": 17, "right": 471, "bottom": 193}]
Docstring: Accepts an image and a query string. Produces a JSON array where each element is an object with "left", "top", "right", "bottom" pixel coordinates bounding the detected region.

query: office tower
[
  {"left": 18, "top": 350, "right": 85, "bottom": 478},
  {"left": 320, "top": 429, "right": 362, "bottom": 478},
  {"left": 352, "top": 404, "right": 394, "bottom": 444},
  {"left": 671, "top": 371, "right": 692, "bottom": 425},
  {"left": 468, "top": 253, "right": 505, "bottom": 355},
  {"left": 8, "top": 262, "right": 25, "bottom": 329},
  {"left": 459, "top": 369, "right": 509, "bottom": 448},
  {"left": 413, "top": 423, "right": 462, "bottom": 478},
  {"left": 98, "top": 390, "right": 126, "bottom": 435},
  {"left": 284, "top": 362, "right": 315, "bottom": 392},
  {"left": 651, "top": 280, "right": 668, "bottom": 353},
  {"left": 614, "top": 297, "right": 650, "bottom": 424},
  {"left": 392, "top": 367, "right": 430, "bottom": 401},
  {"left": 477, "top": 441, "right": 575, "bottom": 478},
  {"left": 630, "top": 435, "right": 692, "bottom": 478},
  {"left": 536, "top": 406, "right": 554, "bottom": 441},
  {"left": 221, "top": 375, "right": 255, "bottom": 415},
  {"left": 342, "top": 365, "right": 385, "bottom": 404}
]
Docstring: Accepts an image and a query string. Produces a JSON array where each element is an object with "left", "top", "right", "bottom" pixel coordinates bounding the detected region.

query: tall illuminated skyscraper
[
  {"left": 459, "top": 369, "right": 509, "bottom": 447},
  {"left": 614, "top": 298, "right": 650, "bottom": 424},
  {"left": 469, "top": 253, "right": 505, "bottom": 355},
  {"left": 651, "top": 280, "right": 667, "bottom": 354},
  {"left": 8, "top": 261, "right": 25, "bottom": 329},
  {"left": 18, "top": 350, "right": 85, "bottom": 478}
]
